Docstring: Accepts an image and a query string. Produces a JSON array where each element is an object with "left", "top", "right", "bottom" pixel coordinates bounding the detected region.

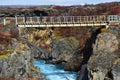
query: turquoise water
[{"left": 34, "top": 59, "right": 77, "bottom": 80}]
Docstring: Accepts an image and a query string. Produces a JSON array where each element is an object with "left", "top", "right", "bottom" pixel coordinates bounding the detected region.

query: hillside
[{"left": 0, "top": 2, "right": 120, "bottom": 17}]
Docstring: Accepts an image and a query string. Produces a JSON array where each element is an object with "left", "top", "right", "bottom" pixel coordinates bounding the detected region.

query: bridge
[
  {"left": 15, "top": 15, "right": 120, "bottom": 27},
  {"left": 0, "top": 15, "right": 120, "bottom": 27}
]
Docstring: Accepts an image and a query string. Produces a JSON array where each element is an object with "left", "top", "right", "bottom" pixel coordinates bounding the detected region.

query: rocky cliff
[
  {"left": 77, "top": 27, "right": 120, "bottom": 80},
  {"left": 0, "top": 30, "right": 46, "bottom": 80},
  {"left": 24, "top": 26, "right": 120, "bottom": 80},
  {"left": 87, "top": 32, "right": 119, "bottom": 80},
  {"left": 1, "top": 24, "right": 119, "bottom": 80},
  {"left": 0, "top": 50, "right": 46, "bottom": 80},
  {"left": 25, "top": 27, "right": 90, "bottom": 65}
]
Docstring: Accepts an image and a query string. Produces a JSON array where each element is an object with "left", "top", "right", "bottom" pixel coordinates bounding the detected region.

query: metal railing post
[
  {"left": 15, "top": 15, "right": 18, "bottom": 25},
  {"left": 3, "top": 17, "right": 6, "bottom": 26}
]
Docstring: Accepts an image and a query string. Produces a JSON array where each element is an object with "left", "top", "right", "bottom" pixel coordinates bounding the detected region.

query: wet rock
[{"left": 77, "top": 64, "right": 89, "bottom": 80}]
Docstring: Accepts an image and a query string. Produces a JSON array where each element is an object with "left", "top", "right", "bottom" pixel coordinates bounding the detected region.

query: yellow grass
[
  {"left": 0, "top": 55, "right": 7, "bottom": 60},
  {"left": 101, "top": 28, "right": 111, "bottom": 33},
  {"left": 0, "top": 50, "right": 14, "bottom": 55}
]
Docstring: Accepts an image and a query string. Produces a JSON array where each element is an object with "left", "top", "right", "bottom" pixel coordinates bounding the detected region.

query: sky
[{"left": 0, "top": 0, "right": 119, "bottom": 6}]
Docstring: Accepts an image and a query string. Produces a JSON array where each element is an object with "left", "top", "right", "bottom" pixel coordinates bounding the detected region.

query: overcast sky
[{"left": 0, "top": 0, "right": 119, "bottom": 6}]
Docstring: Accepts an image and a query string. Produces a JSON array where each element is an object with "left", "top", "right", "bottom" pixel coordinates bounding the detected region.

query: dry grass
[
  {"left": 53, "top": 27, "right": 90, "bottom": 51},
  {"left": 0, "top": 50, "right": 14, "bottom": 55},
  {"left": 0, "top": 31, "right": 11, "bottom": 43},
  {"left": 101, "top": 28, "right": 111, "bottom": 33},
  {"left": 114, "top": 58, "right": 120, "bottom": 64},
  {"left": 0, "top": 55, "right": 7, "bottom": 60},
  {"left": 0, "top": 50, "right": 14, "bottom": 60}
]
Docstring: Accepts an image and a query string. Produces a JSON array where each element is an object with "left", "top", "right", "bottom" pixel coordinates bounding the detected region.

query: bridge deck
[{"left": 18, "top": 22, "right": 108, "bottom": 27}]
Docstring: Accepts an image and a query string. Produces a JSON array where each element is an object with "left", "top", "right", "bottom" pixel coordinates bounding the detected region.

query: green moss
[
  {"left": 16, "top": 50, "right": 23, "bottom": 54},
  {"left": 0, "top": 55, "right": 7, "bottom": 60}
]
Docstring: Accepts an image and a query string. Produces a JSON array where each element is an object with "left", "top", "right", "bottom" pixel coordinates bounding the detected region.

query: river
[{"left": 34, "top": 59, "right": 77, "bottom": 80}]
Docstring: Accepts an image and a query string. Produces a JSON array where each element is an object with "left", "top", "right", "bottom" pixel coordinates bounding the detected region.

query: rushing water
[{"left": 34, "top": 59, "right": 77, "bottom": 80}]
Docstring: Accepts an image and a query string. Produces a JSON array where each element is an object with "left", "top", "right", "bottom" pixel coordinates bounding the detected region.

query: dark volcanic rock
[
  {"left": 51, "top": 37, "right": 79, "bottom": 62},
  {"left": 63, "top": 53, "right": 83, "bottom": 71},
  {"left": 111, "top": 60, "right": 120, "bottom": 80},
  {"left": 0, "top": 9, "right": 48, "bottom": 17}
]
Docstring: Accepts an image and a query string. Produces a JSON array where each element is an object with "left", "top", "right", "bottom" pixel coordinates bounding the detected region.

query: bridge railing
[
  {"left": 16, "top": 15, "right": 109, "bottom": 24},
  {"left": 107, "top": 15, "right": 120, "bottom": 22},
  {"left": 0, "top": 15, "right": 119, "bottom": 26}
]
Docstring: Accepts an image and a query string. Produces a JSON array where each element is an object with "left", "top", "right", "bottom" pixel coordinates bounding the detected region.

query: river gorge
[
  {"left": 0, "top": 26, "right": 120, "bottom": 80},
  {"left": 34, "top": 59, "right": 77, "bottom": 80}
]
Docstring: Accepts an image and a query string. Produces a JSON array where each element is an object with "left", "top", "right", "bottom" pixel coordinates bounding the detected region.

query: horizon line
[{"left": 0, "top": 1, "right": 119, "bottom": 7}]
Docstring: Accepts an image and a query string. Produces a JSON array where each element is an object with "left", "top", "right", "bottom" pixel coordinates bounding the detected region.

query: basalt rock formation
[
  {"left": 22, "top": 25, "right": 120, "bottom": 80},
  {"left": 0, "top": 50, "right": 46, "bottom": 80},
  {"left": 88, "top": 32, "right": 119, "bottom": 80},
  {"left": 0, "top": 29, "right": 46, "bottom": 80},
  {"left": 77, "top": 26, "right": 120, "bottom": 80}
]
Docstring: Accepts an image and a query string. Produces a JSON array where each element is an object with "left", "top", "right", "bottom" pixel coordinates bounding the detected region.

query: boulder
[
  {"left": 93, "top": 33, "right": 118, "bottom": 53},
  {"left": 51, "top": 37, "right": 79, "bottom": 62},
  {"left": 63, "top": 53, "right": 83, "bottom": 71}
]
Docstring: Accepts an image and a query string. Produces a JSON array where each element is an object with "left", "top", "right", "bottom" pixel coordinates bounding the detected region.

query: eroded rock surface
[
  {"left": 0, "top": 50, "right": 46, "bottom": 80},
  {"left": 111, "top": 59, "right": 120, "bottom": 80},
  {"left": 51, "top": 37, "right": 79, "bottom": 62},
  {"left": 88, "top": 32, "right": 119, "bottom": 80},
  {"left": 0, "top": 31, "right": 46, "bottom": 80},
  {"left": 93, "top": 33, "right": 118, "bottom": 53}
]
